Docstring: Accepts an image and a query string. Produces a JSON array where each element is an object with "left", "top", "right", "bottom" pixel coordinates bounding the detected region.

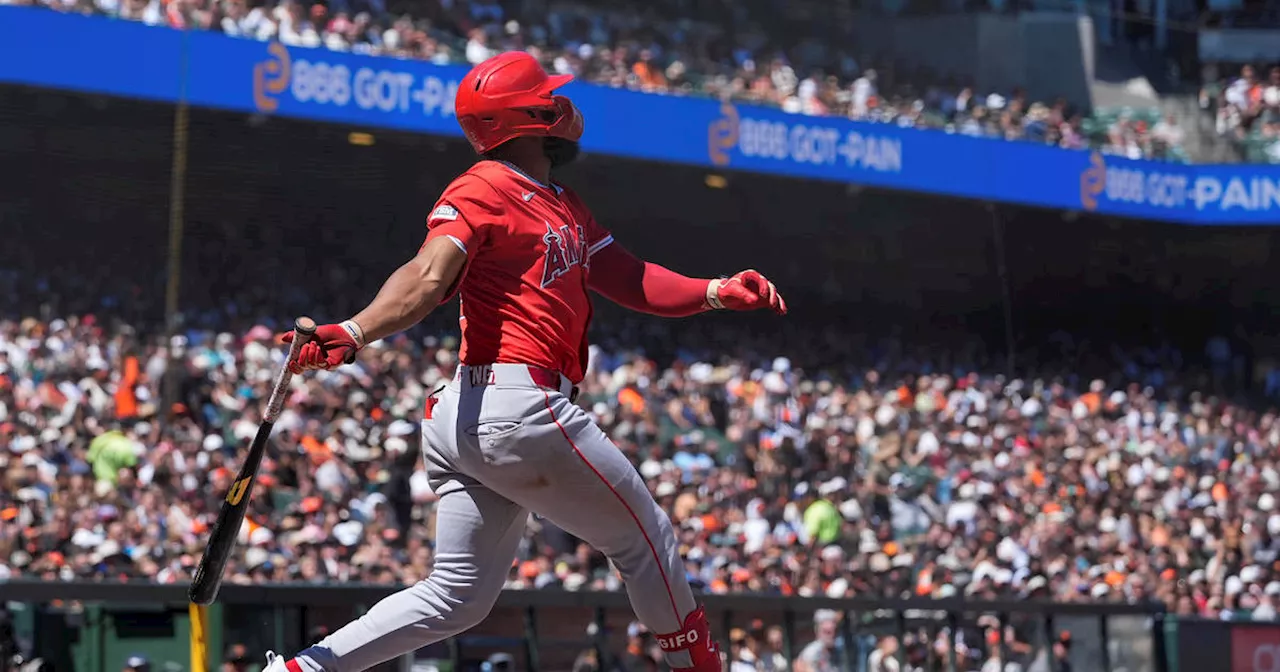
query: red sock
[
  {"left": 284, "top": 660, "right": 304, "bottom": 672},
  {"left": 655, "top": 605, "right": 721, "bottom": 672}
]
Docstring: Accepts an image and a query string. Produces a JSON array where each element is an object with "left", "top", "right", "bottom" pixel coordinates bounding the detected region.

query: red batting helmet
[{"left": 455, "top": 51, "right": 584, "bottom": 154}]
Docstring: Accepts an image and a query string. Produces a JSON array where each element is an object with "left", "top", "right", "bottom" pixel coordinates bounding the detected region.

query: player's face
[{"left": 545, "top": 137, "right": 580, "bottom": 168}]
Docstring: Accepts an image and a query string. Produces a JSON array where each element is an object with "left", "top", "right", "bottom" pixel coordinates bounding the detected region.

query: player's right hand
[{"left": 282, "top": 322, "right": 361, "bottom": 374}]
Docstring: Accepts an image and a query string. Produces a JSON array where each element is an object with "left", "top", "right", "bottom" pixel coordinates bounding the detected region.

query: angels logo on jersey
[{"left": 540, "top": 221, "right": 589, "bottom": 287}]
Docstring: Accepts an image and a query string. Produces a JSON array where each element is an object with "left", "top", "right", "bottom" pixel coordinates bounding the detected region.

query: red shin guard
[{"left": 655, "top": 605, "right": 721, "bottom": 672}]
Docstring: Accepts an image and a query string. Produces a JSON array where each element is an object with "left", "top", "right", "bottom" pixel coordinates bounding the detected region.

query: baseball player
[{"left": 266, "top": 51, "right": 786, "bottom": 672}]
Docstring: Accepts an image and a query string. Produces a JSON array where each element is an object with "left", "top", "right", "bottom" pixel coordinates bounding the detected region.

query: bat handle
[{"left": 263, "top": 316, "right": 317, "bottom": 423}]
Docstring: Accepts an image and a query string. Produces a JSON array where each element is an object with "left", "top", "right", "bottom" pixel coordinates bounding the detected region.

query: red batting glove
[
  {"left": 707, "top": 270, "right": 787, "bottom": 315},
  {"left": 281, "top": 322, "right": 362, "bottom": 374}
]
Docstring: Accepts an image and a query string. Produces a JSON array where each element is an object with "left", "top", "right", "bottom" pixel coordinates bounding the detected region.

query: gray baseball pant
[{"left": 289, "top": 364, "right": 698, "bottom": 672}]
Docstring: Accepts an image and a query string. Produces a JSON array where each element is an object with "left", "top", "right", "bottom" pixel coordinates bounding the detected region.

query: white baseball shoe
[{"left": 263, "top": 652, "right": 289, "bottom": 672}]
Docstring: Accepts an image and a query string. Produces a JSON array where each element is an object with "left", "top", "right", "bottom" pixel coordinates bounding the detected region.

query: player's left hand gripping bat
[{"left": 188, "top": 316, "right": 316, "bottom": 605}]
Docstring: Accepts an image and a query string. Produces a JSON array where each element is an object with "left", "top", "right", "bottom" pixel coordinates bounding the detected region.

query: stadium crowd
[
  {"left": 0, "top": 301, "right": 1272, "bottom": 666},
  {"left": 1201, "top": 63, "right": 1280, "bottom": 164},
  {"left": 5, "top": 0, "right": 1188, "bottom": 160}
]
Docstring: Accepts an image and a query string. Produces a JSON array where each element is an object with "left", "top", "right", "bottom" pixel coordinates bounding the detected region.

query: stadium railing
[{"left": 2, "top": 580, "right": 1171, "bottom": 672}]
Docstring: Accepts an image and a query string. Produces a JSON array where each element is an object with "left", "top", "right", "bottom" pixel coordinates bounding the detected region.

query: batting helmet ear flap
[{"left": 547, "top": 96, "right": 584, "bottom": 143}]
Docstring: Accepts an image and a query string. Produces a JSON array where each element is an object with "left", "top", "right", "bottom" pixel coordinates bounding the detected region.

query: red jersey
[{"left": 424, "top": 160, "right": 613, "bottom": 383}]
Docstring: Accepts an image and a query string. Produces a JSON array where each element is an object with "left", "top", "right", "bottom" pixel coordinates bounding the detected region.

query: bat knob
[{"left": 294, "top": 316, "right": 317, "bottom": 336}]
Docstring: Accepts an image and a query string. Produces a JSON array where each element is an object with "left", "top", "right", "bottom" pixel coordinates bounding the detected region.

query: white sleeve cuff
[
  {"left": 587, "top": 235, "right": 614, "bottom": 257},
  {"left": 705, "top": 279, "right": 725, "bottom": 310},
  {"left": 444, "top": 235, "right": 467, "bottom": 254}
]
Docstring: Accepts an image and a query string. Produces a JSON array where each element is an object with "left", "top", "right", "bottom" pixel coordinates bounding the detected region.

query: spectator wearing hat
[
  {"left": 618, "top": 621, "right": 659, "bottom": 672},
  {"left": 797, "top": 483, "right": 841, "bottom": 549},
  {"left": 793, "top": 609, "right": 843, "bottom": 672},
  {"left": 1052, "top": 632, "right": 1073, "bottom": 672}
]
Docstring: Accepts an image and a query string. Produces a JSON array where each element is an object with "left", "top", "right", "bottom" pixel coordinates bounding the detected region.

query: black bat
[{"left": 188, "top": 316, "right": 316, "bottom": 605}]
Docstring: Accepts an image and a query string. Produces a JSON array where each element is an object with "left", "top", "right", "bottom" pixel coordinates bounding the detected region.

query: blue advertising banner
[{"left": 3, "top": 7, "right": 1280, "bottom": 225}]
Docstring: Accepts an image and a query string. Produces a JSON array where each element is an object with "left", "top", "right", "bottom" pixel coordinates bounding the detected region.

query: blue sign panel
[{"left": 3, "top": 7, "right": 1280, "bottom": 225}]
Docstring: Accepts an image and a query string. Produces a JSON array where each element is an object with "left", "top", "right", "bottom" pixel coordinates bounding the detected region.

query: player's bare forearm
[{"left": 350, "top": 236, "right": 467, "bottom": 343}]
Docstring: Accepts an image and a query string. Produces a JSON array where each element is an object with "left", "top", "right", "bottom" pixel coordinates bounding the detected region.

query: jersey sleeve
[
  {"left": 585, "top": 214, "right": 614, "bottom": 260},
  {"left": 559, "top": 185, "right": 613, "bottom": 260},
  {"left": 424, "top": 174, "right": 505, "bottom": 255}
]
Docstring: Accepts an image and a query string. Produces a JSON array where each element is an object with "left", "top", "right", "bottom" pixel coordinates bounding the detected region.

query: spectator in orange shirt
[{"left": 632, "top": 50, "right": 667, "bottom": 92}]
